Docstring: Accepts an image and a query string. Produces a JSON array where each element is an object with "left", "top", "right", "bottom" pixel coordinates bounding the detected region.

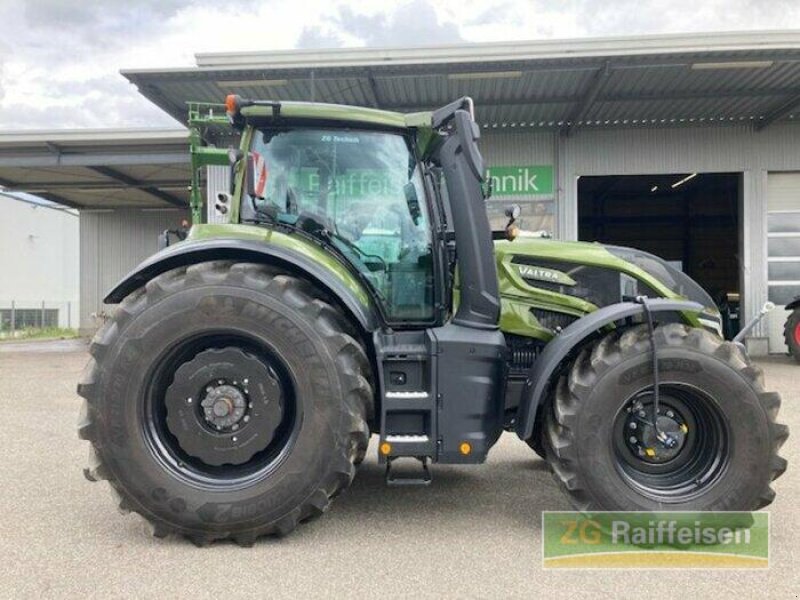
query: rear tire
[
  {"left": 544, "top": 323, "right": 788, "bottom": 511},
  {"left": 783, "top": 308, "right": 800, "bottom": 363},
  {"left": 78, "top": 261, "right": 373, "bottom": 545}
]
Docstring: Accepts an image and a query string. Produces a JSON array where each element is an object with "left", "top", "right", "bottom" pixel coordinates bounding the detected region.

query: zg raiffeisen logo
[{"left": 542, "top": 512, "right": 769, "bottom": 569}]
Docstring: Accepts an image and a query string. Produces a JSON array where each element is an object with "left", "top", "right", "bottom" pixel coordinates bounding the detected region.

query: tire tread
[{"left": 77, "top": 261, "right": 374, "bottom": 544}]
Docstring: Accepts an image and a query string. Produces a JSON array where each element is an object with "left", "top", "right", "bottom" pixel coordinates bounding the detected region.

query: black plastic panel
[{"left": 431, "top": 324, "right": 507, "bottom": 464}]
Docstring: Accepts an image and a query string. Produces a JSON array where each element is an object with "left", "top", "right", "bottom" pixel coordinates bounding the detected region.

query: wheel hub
[
  {"left": 164, "top": 347, "right": 285, "bottom": 467},
  {"left": 201, "top": 384, "right": 247, "bottom": 430},
  {"left": 623, "top": 399, "right": 688, "bottom": 464},
  {"left": 612, "top": 385, "right": 729, "bottom": 501}
]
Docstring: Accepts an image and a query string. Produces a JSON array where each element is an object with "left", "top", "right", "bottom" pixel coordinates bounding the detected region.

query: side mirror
[
  {"left": 246, "top": 151, "right": 267, "bottom": 199},
  {"left": 504, "top": 204, "right": 522, "bottom": 241},
  {"left": 505, "top": 204, "right": 522, "bottom": 222},
  {"left": 403, "top": 181, "right": 422, "bottom": 225}
]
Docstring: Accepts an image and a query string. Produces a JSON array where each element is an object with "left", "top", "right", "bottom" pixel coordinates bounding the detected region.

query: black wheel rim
[
  {"left": 141, "top": 332, "right": 300, "bottom": 491},
  {"left": 611, "top": 383, "right": 730, "bottom": 502}
]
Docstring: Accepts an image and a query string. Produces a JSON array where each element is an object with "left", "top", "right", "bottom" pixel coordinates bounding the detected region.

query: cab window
[{"left": 249, "top": 128, "right": 435, "bottom": 322}]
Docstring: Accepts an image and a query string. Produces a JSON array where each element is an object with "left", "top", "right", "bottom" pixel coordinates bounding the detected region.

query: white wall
[
  {"left": 0, "top": 194, "right": 79, "bottom": 328},
  {"left": 79, "top": 208, "right": 189, "bottom": 333}
]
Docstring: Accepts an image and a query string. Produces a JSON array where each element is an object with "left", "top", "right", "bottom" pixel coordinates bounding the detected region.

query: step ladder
[{"left": 374, "top": 331, "right": 437, "bottom": 484}]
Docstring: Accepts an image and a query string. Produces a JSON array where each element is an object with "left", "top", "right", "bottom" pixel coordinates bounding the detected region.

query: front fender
[
  {"left": 515, "top": 298, "right": 703, "bottom": 441},
  {"left": 786, "top": 297, "right": 800, "bottom": 311},
  {"left": 104, "top": 238, "right": 380, "bottom": 333}
]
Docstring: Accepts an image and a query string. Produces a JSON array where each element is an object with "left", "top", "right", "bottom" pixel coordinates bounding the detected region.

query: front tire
[
  {"left": 78, "top": 261, "right": 373, "bottom": 545},
  {"left": 544, "top": 323, "right": 788, "bottom": 511},
  {"left": 783, "top": 308, "right": 800, "bottom": 363}
]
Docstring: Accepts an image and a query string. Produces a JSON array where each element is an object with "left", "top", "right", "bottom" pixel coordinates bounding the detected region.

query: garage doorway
[{"left": 578, "top": 173, "right": 742, "bottom": 333}]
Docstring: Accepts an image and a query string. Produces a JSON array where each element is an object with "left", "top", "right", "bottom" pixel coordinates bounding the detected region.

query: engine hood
[{"left": 493, "top": 237, "right": 721, "bottom": 323}]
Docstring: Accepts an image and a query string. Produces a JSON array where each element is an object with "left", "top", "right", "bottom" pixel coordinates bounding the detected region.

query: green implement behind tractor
[{"left": 78, "top": 96, "right": 788, "bottom": 545}]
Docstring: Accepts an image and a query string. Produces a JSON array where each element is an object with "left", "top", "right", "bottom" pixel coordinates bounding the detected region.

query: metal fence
[{"left": 0, "top": 300, "right": 78, "bottom": 338}]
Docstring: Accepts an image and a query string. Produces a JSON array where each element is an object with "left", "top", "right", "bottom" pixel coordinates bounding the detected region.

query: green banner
[
  {"left": 542, "top": 511, "right": 769, "bottom": 569},
  {"left": 281, "top": 165, "right": 555, "bottom": 200},
  {"left": 487, "top": 165, "right": 553, "bottom": 196},
  {"left": 291, "top": 168, "right": 402, "bottom": 201}
]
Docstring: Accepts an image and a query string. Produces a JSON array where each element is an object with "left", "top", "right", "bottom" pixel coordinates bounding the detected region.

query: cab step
[
  {"left": 385, "top": 456, "right": 432, "bottom": 486},
  {"left": 375, "top": 330, "right": 438, "bottom": 464}
]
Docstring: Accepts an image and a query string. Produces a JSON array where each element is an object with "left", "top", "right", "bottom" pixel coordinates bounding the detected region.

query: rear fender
[
  {"left": 515, "top": 299, "right": 703, "bottom": 441},
  {"left": 104, "top": 238, "right": 379, "bottom": 333}
]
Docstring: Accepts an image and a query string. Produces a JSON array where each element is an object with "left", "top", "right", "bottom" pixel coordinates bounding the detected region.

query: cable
[
  {"left": 639, "top": 298, "right": 683, "bottom": 451},
  {"left": 636, "top": 297, "right": 668, "bottom": 441}
]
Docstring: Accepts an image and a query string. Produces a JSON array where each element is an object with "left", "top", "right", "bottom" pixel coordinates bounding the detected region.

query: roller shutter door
[{"left": 767, "top": 172, "right": 800, "bottom": 352}]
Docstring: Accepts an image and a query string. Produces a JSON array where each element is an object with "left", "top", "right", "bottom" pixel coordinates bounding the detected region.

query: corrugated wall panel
[
  {"left": 481, "top": 130, "right": 555, "bottom": 166},
  {"left": 79, "top": 208, "right": 189, "bottom": 332}
]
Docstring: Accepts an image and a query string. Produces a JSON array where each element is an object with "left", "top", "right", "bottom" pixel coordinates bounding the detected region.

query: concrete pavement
[{"left": 0, "top": 344, "right": 797, "bottom": 598}]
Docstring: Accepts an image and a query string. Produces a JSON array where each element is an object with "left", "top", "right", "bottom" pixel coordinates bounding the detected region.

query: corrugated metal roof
[
  {"left": 192, "top": 30, "right": 800, "bottom": 68},
  {"left": 124, "top": 30, "right": 800, "bottom": 130},
  {"left": 0, "top": 129, "right": 190, "bottom": 209}
]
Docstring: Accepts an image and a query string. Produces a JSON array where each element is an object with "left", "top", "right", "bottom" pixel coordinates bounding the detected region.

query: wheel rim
[
  {"left": 612, "top": 384, "right": 729, "bottom": 502},
  {"left": 142, "top": 332, "right": 300, "bottom": 490}
]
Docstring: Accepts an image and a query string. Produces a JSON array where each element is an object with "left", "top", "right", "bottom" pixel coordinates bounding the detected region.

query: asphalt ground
[{"left": 1, "top": 339, "right": 797, "bottom": 599}]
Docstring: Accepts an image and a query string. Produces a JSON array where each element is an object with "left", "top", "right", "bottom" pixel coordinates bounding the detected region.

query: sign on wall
[{"left": 487, "top": 165, "right": 554, "bottom": 196}]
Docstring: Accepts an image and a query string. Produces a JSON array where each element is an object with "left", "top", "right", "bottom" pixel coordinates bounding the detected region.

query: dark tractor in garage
[{"left": 78, "top": 96, "right": 788, "bottom": 545}]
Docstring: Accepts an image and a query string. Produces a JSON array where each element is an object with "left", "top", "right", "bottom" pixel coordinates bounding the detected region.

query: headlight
[{"left": 697, "top": 311, "right": 723, "bottom": 337}]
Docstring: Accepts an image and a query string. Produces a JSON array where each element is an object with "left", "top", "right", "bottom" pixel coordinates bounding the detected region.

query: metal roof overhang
[
  {"left": 123, "top": 30, "right": 800, "bottom": 133},
  {"left": 0, "top": 129, "right": 190, "bottom": 209}
]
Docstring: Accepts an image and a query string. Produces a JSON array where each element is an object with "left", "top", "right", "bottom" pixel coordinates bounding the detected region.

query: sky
[{"left": 1, "top": 0, "right": 800, "bottom": 130}]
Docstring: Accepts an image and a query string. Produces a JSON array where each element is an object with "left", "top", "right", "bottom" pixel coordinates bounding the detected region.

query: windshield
[{"left": 246, "top": 127, "right": 435, "bottom": 322}]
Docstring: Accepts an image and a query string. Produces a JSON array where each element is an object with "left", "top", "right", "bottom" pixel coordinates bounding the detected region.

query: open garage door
[
  {"left": 578, "top": 173, "right": 742, "bottom": 337},
  {"left": 766, "top": 172, "right": 800, "bottom": 353}
]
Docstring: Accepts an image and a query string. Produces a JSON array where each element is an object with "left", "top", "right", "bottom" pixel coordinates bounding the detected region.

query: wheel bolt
[
  {"left": 232, "top": 436, "right": 238, "bottom": 443},
  {"left": 629, "top": 436, "right": 637, "bottom": 444},
  {"left": 666, "top": 410, "right": 674, "bottom": 418},
  {"left": 638, "top": 410, "right": 646, "bottom": 417},
  {"left": 187, "top": 398, "right": 192, "bottom": 404},
  {"left": 629, "top": 422, "right": 637, "bottom": 429},
  {"left": 243, "top": 415, "right": 250, "bottom": 423}
]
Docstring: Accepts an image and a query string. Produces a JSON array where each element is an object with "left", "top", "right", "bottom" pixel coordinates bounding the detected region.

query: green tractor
[{"left": 78, "top": 96, "right": 787, "bottom": 545}]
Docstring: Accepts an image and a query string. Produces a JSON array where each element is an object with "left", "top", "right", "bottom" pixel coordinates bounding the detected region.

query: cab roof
[{"left": 240, "top": 100, "right": 433, "bottom": 130}]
